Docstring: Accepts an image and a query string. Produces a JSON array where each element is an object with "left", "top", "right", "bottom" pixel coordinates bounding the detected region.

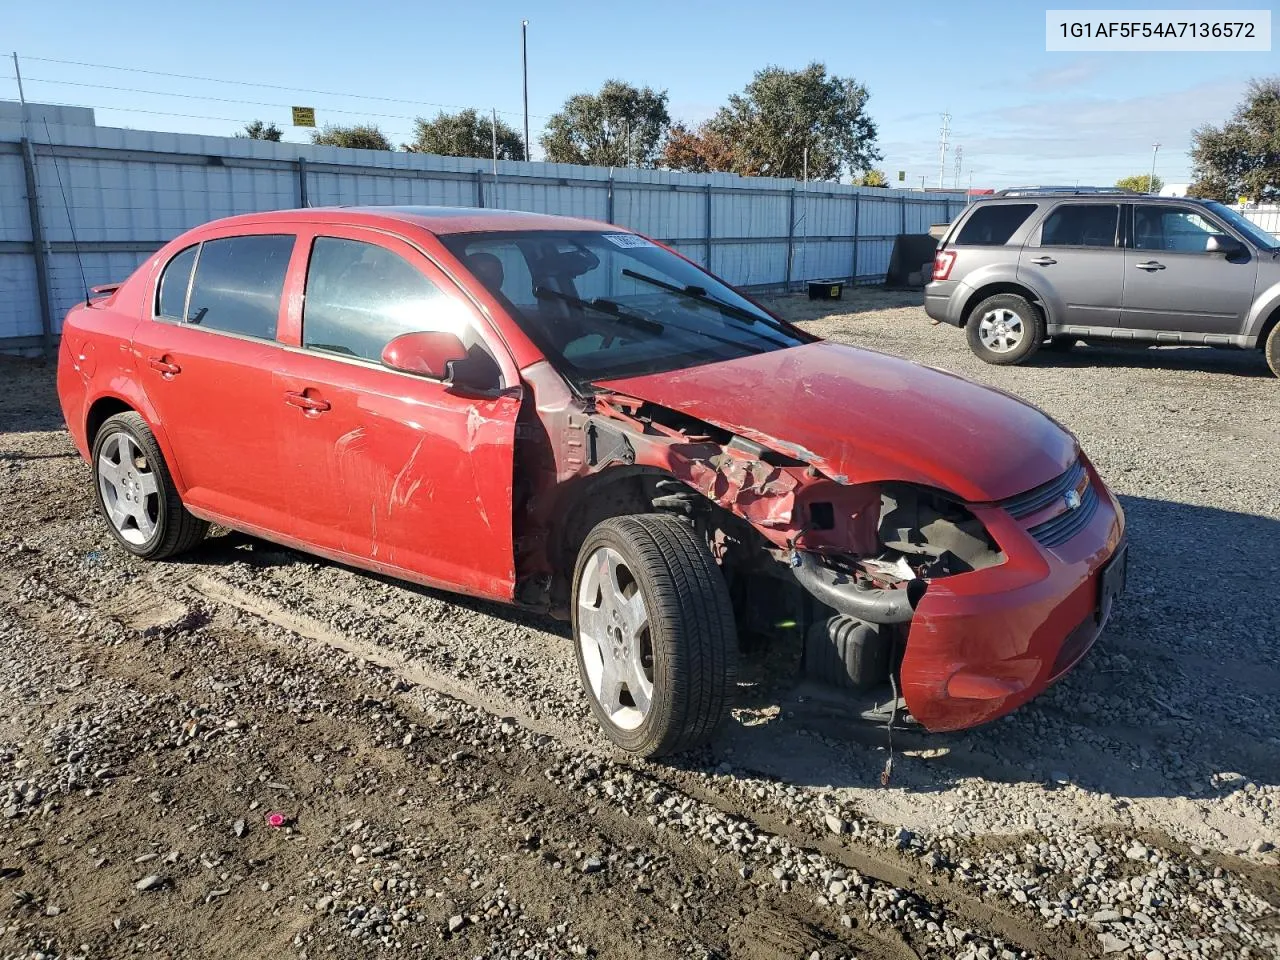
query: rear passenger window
[
  {"left": 1039, "top": 204, "right": 1119, "bottom": 248},
  {"left": 954, "top": 204, "right": 1036, "bottom": 245},
  {"left": 156, "top": 245, "right": 198, "bottom": 319},
  {"left": 186, "top": 235, "right": 293, "bottom": 339}
]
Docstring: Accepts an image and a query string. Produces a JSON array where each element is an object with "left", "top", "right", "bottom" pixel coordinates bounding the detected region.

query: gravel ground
[{"left": 0, "top": 290, "right": 1276, "bottom": 959}]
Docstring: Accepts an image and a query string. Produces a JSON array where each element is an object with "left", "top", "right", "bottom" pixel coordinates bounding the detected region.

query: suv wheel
[
  {"left": 1265, "top": 323, "right": 1280, "bottom": 378},
  {"left": 966, "top": 293, "right": 1044, "bottom": 365}
]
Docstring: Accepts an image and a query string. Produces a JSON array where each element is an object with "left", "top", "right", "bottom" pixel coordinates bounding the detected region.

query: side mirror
[
  {"left": 1206, "top": 234, "right": 1245, "bottom": 257},
  {"left": 381, "top": 331, "right": 469, "bottom": 381}
]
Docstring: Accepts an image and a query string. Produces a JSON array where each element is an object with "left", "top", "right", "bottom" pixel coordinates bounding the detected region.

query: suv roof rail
[{"left": 994, "top": 186, "right": 1143, "bottom": 198}]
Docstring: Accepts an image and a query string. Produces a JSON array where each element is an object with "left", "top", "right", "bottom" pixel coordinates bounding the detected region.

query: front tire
[
  {"left": 1265, "top": 323, "right": 1280, "bottom": 378},
  {"left": 572, "top": 514, "right": 738, "bottom": 757},
  {"left": 91, "top": 412, "right": 207, "bottom": 559},
  {"left": 965, "top": 293, "right": 1044, "bottom": 365}
]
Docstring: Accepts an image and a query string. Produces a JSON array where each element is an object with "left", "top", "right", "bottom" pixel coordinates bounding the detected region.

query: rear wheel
[
  {"left": 91, "top": 412, "right": 207, "bottom": 559},
  {"left": 1265, "top": 323, "right": 1280, "bottom": 378},
  {"left": 572, "top": 514, "right": 737, "bottom": 757},
  {"left": 965, "top": 293, "right": 1044, "bottom": 365}
]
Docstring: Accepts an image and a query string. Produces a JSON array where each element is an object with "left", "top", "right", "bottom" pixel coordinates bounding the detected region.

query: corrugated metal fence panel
[
  {"left": 1241, "top": 205, "right": 1280, "bottom": 238},
  {"left": 1, "top": 120, "right": 960, "bottom": 348}
]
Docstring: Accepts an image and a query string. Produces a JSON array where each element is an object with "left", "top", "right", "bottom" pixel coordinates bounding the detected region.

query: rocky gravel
[{"left": 0, "top": 289, "right": 1277, "bottom": 958}]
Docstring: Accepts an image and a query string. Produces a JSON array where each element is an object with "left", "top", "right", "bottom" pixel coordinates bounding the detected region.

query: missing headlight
[{"left": 877, "top": 483, "right": 1003, "bottom": 577}]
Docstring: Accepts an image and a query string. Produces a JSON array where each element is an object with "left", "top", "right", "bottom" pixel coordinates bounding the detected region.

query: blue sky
[{"left": 4, "top": 0, "right": 1274, "bottom": 188}]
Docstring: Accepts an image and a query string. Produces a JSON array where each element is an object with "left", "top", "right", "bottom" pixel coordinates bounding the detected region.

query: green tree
[
  {"left": 698, "top": 63, "right": 881, "bottom": 180},
  {"left": 236, "top": 120, "right": 282, "bottom": 142},
  {"left": 1188, "top": 77, "right": 1280, "bottom": 201},
  {"left": 661, "top": 121, "right": 734, "bottom": 173},
  {"left": 1115, "top": 173, "right": 1164, "bottom": 193},
  {"left": 404, "top": 109, "right": 524, "bottom": 160},
  {"left": 310, "top": 124, "right": 393, "bottom": 151},
  {"left": 541, "top": 80, "right": 671, "bottom": 168},
  {"left": 854, "top": 169, "right": 889, "bottom": 188}
]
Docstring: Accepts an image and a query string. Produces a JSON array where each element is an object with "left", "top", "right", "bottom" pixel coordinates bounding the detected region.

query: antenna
[{"left": 42, "top": 118, "right": 91, "bottom": 307}]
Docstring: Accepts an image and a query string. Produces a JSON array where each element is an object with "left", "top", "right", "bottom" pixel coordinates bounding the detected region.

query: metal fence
[
  {"left": 0, "top": 120, "right": 968, "bottom": 354},
  {"left": 1240, "top": 205, "right": 1280, "bottom": 239}
]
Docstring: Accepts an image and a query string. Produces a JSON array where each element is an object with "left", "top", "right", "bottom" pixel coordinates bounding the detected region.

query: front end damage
[{"left": 513, "top": 363, "right": 1125, "bottom": 734}]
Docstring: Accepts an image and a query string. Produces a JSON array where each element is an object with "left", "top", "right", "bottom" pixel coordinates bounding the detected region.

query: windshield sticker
[{"left": 603, "top": 234, "right": 652, "bottom": 248}]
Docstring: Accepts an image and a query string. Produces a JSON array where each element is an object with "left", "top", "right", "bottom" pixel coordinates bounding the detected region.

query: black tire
[
  {"left": 571, "top": 514, "right": 738, "bottom": 757},
  {"left": 1044, "top": 336, "right": 1078, "bottom": 353},
  {"left": 965, "top": 293, "right": 1045, "bottom": 365},
  {"left": 1265, "top": 323, "right": 1280, "bottom": 378},
  {"left": 91, "top": 411, "right": 208, "bottom": 559}
]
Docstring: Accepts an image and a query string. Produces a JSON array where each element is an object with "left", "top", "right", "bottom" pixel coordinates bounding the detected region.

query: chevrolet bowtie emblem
[{"left": 1064, "top": 489, "right": 1082, "bottom": 511}]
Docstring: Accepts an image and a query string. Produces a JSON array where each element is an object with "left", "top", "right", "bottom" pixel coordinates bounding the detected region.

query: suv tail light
[{"left": 933, "top": 249, "right": 957, "bottom": 281}]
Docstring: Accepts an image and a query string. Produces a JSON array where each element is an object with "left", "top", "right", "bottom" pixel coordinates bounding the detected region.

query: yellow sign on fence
[{"left": 291, "top": 107, "right": 316, "bottom": 128}]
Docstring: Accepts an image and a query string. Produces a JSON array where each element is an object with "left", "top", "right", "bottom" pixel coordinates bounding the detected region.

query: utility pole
[
  {"left": 953, "top": 145, "right": 963, "bottom": 190},
  {"left": 1149, "top": 142, "right": 1161, "bottom": 193},
  {"left": 490, "top": 108, "right": 499, "bottom": 176},
  {"left": 521, "top": 20, "right": 530, "bottom": 162},
  {"left": 938, "top": 111, "right": 951, "bottom": 190}
]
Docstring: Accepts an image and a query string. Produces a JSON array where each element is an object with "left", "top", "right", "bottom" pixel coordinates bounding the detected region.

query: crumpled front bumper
[{"left": 900, "top": 458, "right": 1126, "bottom": 732}]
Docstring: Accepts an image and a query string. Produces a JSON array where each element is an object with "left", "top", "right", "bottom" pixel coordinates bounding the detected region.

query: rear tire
[
  {"left": 1265, "top": 323, "right": 1280, "bottom": 378},
  {"left": 91, "top": 412, "right": 207, "bottom": 559},
  {"left": 572, "top": 514, "right": 738, "bottom": 757},
  {"left": 965, "top": 293, "right": 1044, "bottom": 365}
]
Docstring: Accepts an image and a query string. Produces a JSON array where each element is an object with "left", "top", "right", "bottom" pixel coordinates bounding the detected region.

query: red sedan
[{"left": 57, "top": 207, "right": 1126, "bottom": 756}]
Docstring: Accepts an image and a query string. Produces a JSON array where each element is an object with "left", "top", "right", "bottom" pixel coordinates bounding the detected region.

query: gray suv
[{"left": 924, "top": 188, "right": 1280, "bottom": 376}]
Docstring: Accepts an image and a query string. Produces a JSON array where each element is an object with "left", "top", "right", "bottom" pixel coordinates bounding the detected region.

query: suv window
[
  {"left": 186, "top": 235, "right": 293, "bottom": 339},
  {"left": 156, "top": 244, "right": 198, "bottom": 320},
  {"left": 954, "top": 204, "right": 1036, "bottom": 246},
  {"left": 302, "top": 237, "right": 498, "bottom": 376},
  {"left": 1039, "top": 204, "right": 1119, "bottom": 248},
  {"left": 1134, "top": 205, "right": 1229, "bottom": 252}
]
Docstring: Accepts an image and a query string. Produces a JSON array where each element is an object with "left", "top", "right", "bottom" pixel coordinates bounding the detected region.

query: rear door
[
  {"left": 131, "top": 230, "right": 296, "bottom": 530},
  {"left": 271, "top": 227, "right": 521, "bottom": 601},
  {"left": 1018, "top": 202, "right": 1124, "bottom": 328},
  {"left": 1120, "top": 203, "right": 1258, "bottom": 337}
]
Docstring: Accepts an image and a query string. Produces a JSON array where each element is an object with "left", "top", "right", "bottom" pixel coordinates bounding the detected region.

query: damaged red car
[{"left": 57, "top": 207, "right": 1127, "bottom": 757}]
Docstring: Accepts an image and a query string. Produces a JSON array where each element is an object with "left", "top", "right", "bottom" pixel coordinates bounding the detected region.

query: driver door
[{"left": 272, "top": 227, "right": 522, "bottom": 601}]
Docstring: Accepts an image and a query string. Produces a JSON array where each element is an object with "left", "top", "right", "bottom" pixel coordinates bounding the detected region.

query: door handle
[
  {"left": 284, "top": 391, "right": 331, "bottom": 413},
  {"left": 1028, "top": 256, "right": 1057, "bottom": 266},
  {"left": 1135, "top": 260, "right": 1166, "bottom": 271},
  {"left": 146, "top": 356, "right": 181, "bottom": 376}
]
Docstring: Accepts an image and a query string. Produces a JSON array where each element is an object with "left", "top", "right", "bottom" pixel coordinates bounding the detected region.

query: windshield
[
  {"left": 439, "top": 230, "right": 810, "bottom": 386},
  {"left": 1204, "top": 202, "right": 1279, "bottom": 251}
]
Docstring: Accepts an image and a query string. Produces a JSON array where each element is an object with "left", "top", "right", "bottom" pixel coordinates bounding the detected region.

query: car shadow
[
  {"left": 711, "top": 494, "right": 1280, "bottom": 803},
  {"left": 1031, "top": 342, "right": 1272, "bottom": 378}
]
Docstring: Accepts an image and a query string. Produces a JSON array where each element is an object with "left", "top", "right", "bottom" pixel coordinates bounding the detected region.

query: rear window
[
  {"left": 186, "top": 235, "right": 294, "bottom": 339},
  {"left": 1039, "top": 204, "right": 1119, "bottom": 248},
  {"left": 954, "top": 204, "right": 1036, "bottom": 245}
]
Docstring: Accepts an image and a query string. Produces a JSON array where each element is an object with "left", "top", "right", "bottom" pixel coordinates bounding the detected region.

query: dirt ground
[{"left": 0, "top": 289, "right": 1276, "bottom": 960}]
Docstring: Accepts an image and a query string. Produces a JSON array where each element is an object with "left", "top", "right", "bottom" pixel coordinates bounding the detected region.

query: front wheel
[
  {"left": 965, "top": 293, "right": 1045, "bottom": 365},
  {"left": 1265, "top": 323, "right": 1280, "bottom": 378},
  {"left": 572, "top": 514, "right": 738, "bottom": 757}
]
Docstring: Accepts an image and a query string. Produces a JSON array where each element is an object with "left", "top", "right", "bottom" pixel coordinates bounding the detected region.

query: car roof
[{"left": 196, "top": 205, "right": 617, "bottom": 236}]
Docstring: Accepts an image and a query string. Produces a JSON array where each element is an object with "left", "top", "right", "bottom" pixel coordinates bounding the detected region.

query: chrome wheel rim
[
  {"left": 978, "top": 308, "right": 1025, "bottom": 353},
  {"left": 97, "top": 432, "right": 160, "bottom": 545},
  {"left": 577, "top": 546, "right": 653, "bottom": 731}
]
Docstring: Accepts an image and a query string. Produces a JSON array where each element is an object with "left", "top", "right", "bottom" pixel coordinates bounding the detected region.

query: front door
[
  {"left": 1120, "top": 204, "right": 1258, "bottom": 337},
  {"left": 273, "top": 230, "right": 521, "bottom": 601},
  {"left": 1018, "top": 202, "right": 1124, "bottom": 329},
  {"left": 131, "top": 232, "right": 296, "bottom": 531}
]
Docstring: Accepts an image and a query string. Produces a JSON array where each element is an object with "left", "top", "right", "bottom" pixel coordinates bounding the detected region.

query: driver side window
[{"left": 1134, "top": 206, "right": 1228, "bottom": 253}]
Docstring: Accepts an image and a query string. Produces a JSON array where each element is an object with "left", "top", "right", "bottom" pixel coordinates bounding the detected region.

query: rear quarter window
[
  {"left": 156, "top": 244, "right": 198, "bottom": 319},
  {"left": 954, "top": 204, "right": 1037, "bottom": 246}
]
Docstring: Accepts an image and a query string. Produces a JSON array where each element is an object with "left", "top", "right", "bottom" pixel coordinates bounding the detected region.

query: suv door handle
[
  {"left": 1028, "top": 256, "right": 1057, "bottom": 266},
  {"left": 146, "top": 356, "right": 182, "bottom": 377},
  {"left": 284, "top": 391, "right": 331, "bottom": 413},
  {"left": 1135, "top": 260, "right": 1166, "bottom": 271}
]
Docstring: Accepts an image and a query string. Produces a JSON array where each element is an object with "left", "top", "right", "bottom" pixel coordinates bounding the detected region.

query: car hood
[{"left": 594, "top": 341, "right": 1078, "bottom": 503}]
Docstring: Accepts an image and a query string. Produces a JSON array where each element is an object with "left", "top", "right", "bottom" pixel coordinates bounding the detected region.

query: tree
[
  {"left": 541, "top": 80, "right": 670, "bottom": 168},
  {"left": 854, "top": 169, "right": 889, "bottom": 188},
  {"left": 661, "top": 122, "right": 735, "bottom": 173},
  {"left": 681, "top": 63, "right": 879, "bottom": 181},
  {"left": 236, "top": 120, "right": 282, "bottom": 142},
  {"left": 310, "top": 124, "right": 393, "bottom": 151},
  {"left": 404, "top": 109, "right": 524, "bottom": 160},
  {"left": 1115, "top": 173, "right": 1164, "bottom": 193},
  {"left": 1188, "top": 77, "right": 1280, "bottom": 201}
]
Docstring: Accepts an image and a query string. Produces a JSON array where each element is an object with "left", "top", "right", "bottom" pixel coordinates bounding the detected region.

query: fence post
[
  {"left": 296, "top": 156, "right": 309, "bottom": 208},
  {"left": 606, "top": 175, "right": 614, "bottom": 224},
  {"left": 474, "top": 169, "right": 485, "bottom": 208},
  {"left": 851, "top": 192, "right": 861, "bottom": 286},
  {"left": 704, "top": 183, "right": 713, "bottom": 269},
  {"left": 20, "top": 138, "right": 54, "bottom": 358},
  {"left": 785, "top": 186, "right": 796, "bottom": 292},
  {"left": 899, "top": 192, "right": 907, "bottom": 236}
]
